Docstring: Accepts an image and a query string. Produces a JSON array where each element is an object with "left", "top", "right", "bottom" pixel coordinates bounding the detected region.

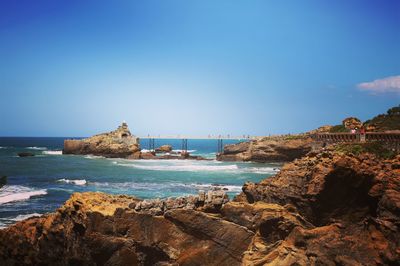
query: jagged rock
[
  {"left": 0, "top": 176, "right": 6, "bottom": 188},
  {"left": 139, "top": 152, "right": 156, "bottom": 159},
  {"left": 133, "top": 190, "right": 229, "bottom": 215},
  {"left": 63, "top": 122, "right": 140, "bottom": 158},
  {"left": 236, "top": 149, "right": 400, "bottom": 265},
  {"left": 0, "top": 191, "right": 252, "bottom": 265},
  {"left": 17, "top": 152, "right": 35, "bottom": 157}
]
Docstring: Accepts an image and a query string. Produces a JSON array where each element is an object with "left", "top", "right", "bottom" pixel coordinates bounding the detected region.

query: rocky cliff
[
  {"left": 217, "top": 135, "right": 314, "bottom": 162},
  {"left": 1, "top": 148, "right": 399, "bottom": 265},
  {"left": 63, "top": 123, "right": 141, "bottom": 158}
]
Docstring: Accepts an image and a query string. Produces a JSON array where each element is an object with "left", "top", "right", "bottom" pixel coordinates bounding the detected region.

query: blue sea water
[{"left": 0, "top": 137, "right": 279, "bottom": 228}]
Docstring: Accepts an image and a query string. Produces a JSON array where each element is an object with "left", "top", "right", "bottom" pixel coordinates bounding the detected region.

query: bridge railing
[{"left": 312, "top": 132, "right": 400, "bottom": 143}]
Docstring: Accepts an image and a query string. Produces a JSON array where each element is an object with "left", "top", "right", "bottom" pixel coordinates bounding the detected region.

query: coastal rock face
[
  {"left": 1, "top": 149, "right": 399, "bottom": 265},
  {"left": 217, "top": 136, "right": 314, "bottom": 162},
  {"left": 237, "top": 149, "right": 400, "bottom": 265},
  {"left": 63, "top": 123, "right": 140, "bottom": 158}
]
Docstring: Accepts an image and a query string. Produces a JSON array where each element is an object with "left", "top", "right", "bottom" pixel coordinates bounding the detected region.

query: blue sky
[{"left": 0, "top": 0, "right": 399, "bottom": 137}]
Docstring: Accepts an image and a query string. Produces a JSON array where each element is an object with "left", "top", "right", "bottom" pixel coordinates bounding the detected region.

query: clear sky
[{"left": 1, "top": 0, "right": 399, "bottom": 137}]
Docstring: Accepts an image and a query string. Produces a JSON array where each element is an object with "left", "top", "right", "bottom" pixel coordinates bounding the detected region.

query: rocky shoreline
[{"left": 1, "top": 146, "right": 399, "bottom": 265}]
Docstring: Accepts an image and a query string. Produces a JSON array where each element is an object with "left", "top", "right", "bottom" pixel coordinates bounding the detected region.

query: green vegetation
[
  {"left": 364, "top": 105, "right": 400, "bottom": 131},
  {"left": 329, "top": 125, "right": 349, "bottom": 133},
  {"left": 335, "top": 142, "right": 398, "bottom": 159},
  {"left": 283, "top": 134, "right": 306, "bottom": 140}
]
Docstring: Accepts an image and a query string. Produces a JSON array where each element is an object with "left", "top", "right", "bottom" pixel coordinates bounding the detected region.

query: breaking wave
[
  {"left": 84, "top": 155, "right": 104, "bottom": 159},
  {"left": 90, "top": 181, "right": 242, "bottom": 193},
  {"left": 10, "top": 213, "right": 42, "bottom": 221},
  {"left": 26, "top": 146, "right": 47, "bottom": 150},
  {"left": 42, "top": 150, "right": 63, "bottom": 155},
  {"left": 0, "top": 213, "right": 42, "bottom": 229},
  {"left": 57, "top": 179, "right": 87, "bottom": 186},
  {"left": 0, "top": 185, "right": 47, "bottom": 204}
]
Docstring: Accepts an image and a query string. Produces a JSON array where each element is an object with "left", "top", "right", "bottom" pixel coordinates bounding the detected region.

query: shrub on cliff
[
  {"left": 329, "top": 124, "right": 349, "bottom": 133},
  {"left": 335, "top": 142, "right": 397, "bottom": 159},
  {"left": 364, "top": 104, "right": 400, "bottom": 131}
]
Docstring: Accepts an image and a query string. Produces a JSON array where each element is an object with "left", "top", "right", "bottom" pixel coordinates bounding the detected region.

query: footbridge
[{"left": 138, "top": 135, "right": 253, "bottom": 153}]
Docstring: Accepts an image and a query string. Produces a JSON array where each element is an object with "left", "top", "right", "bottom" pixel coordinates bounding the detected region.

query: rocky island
[
  {"left": 63, "top": 123, "right": 207, "bottom": 160},
  {"left": 63, "top": 122, "right": 141, "bottom": 158},
  {"left": 1, "top": 142, "right": 399, "bottom": 265}
]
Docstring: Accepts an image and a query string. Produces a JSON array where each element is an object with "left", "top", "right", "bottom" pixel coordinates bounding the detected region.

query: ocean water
[{"left": 0, "top": 137, "right": 279, "bottom": 228}]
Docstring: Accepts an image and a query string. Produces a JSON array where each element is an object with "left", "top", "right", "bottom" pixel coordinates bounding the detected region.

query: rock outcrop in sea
[
  {"left": 1, "top": 147, "right": 399, "bottom": 265},
  {"left": 63, "top": 122, "right": 141, "bottom": 158},
  {"left": 217, "top": 135, "right": 314, "bottom": 162}
]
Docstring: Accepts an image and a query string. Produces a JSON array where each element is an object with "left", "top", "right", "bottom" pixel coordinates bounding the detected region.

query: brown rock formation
[
  {"left": 343, "top": 117, "right": 363, "bottom": 130},
  {"left": 217, "top": 135, "right": 314, "bottom": 162},
  {"left": 0, "top": 191, "right": 252, "bottom": 266},
  {"left": 63, "top": 122, "right": 141, "bottom": 158},
  {"left": 1, "top": 148, "right": 399, "bottom": 265},
  {"left": 155, "top": 145, "right": 173, "bottom": 153},
  {"left": 237, "top": 149, "right": 400, "bottom": 265}
]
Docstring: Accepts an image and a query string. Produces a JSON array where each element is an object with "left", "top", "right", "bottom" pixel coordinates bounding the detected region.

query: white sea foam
[
  {"left": 115, "top": 159, "right": 278, "bottom": 174},
  {"left": 0, "top": 185, "right": 47, "bottom": 204},
  {"left": 241, "top": 167, "right": 279, "bottom": 174},
  {"left": 187, "top": 183, "right": 243, "bottom": 192},
  {"left": 58, "top": 178, "right": 87, "bottom": 186},
  {"left": 26, "top": 146, "right": 47, "bottom": 150},
  {"left": 118, "top": 162, "right": 239, "bottom": 172},
  {"left": 90, "top": 181, "right": 242, "bottom": 192},
  {"left": 11, "top": 213, "right": 42, "bottom": 221},
  {"left": 84, "top": 155, "right": 104, "bottom": 159},
  {"left": 0, "top": 213, "right": 42, "bottom": 229},
  {"left": 42, "top": 150, "right": 62, "bottom": 155},
  {"left": 140, "top": 149, "right": 197, "bottom": 153},
  {"left": 171, "top": 149, "right": 197, "bottom": 153}
]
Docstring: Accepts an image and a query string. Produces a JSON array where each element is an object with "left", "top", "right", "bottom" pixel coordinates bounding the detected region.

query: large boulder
[{"left": 155, "top": 145, "right": 173, "bottom": 153}]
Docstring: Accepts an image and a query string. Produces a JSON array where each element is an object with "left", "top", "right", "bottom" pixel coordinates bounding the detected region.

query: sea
[{"left": 0, "top": 137, "right": 279, "bottom": 228}]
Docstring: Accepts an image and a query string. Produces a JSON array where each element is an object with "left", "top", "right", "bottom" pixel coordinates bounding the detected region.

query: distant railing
[{"left": 312, "top": 132, "right": 400, "bottom": 143}]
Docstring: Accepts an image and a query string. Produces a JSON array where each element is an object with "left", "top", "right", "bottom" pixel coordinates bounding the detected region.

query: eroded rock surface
[{"left": 237, "top": 149, "right": 400, "bottom": 265}]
